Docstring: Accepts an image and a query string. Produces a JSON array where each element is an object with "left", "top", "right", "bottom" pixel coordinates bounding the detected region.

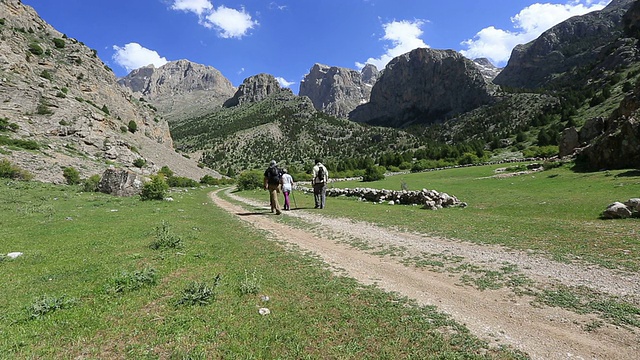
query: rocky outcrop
[
  {"left": 118, "top": 60, "right": 236, "bottom": 124},
  {"left": 575, "top": 116, "right": 640, "bottom": 170},
  {"left": 494, "top": 0, "right": 635, "bottom": 89},
  {"left": 349, "top": 48, "right": 495, "bottom": 127},
  {"left": 0, "top": 0, "right": 218, "bottom": 183},
  {"left": 473, "top": 58, "right": 501, "bottom": 81},
  {"left": 602, "top": 199, "right": 640, "bottom": 219},
  {"left": 299, "top": 63, "right": 379, "bottom": 119},
  {"left": 97, "top": 168, "right": 143, "bottom": 197},
  {"left": 223, "top": 73, "right": 284, "bottom": 107}
]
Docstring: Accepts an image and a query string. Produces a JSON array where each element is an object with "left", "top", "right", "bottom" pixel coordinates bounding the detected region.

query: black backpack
[
  {"left": 315, "top": 166, "right": 326, "bottom": 184},
  {"left": 267, "top": 166, "right": 281, "bottom": 185}
]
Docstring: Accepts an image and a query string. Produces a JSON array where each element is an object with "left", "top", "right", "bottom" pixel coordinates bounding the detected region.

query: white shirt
[{"left": 281, "top": 173, "right": 294, "bottom": 191}]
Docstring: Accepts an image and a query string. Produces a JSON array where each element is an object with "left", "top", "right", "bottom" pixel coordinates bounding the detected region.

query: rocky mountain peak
[
  {"left": 349, "top": 48, "right": 495, "bottom": 127},
  {"left": 223, "top": 73, "right": 284, "bottom": 107},
  {"left": 299, "top": 63, "right": 379, "bottom": 119},
  {"left": 118, "top": 59, "right": 236, "bottom": 124},
  {"left": 472, "top": 58, "right": 502, "bottom": 81},
  {"left": 494, "top": 0, "right": 635, "bottom": 89}
]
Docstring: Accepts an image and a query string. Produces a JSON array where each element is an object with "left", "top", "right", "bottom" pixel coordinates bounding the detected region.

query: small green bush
[
  {"left": 158, "top": 166, "right": 174, "bottom": 178},
  {"left": 167, "top": 176, "right": 199, "bottom": 188},
  {"left": 62, "top": 167, "right": 81, "bottom": 185},
  {"left": 104, "top": 267, "right": 158, "bottom": 295},
  {"left": 140, "top": 175, "right": 168, "bottom": 201},
  {"left": 27, "top": 295, "right": 76, "bottom": 319},
  {"left": 52, "top": 38, "right": 65, "bottom": 48},
  {"left": 236, "top": 170, "right": 263, "bottom": 191},
  {"left": 28, "top": 42, "right": 43, "bottom": 55},
  {"left": 149, "top": 221, "right": 183, "bottom": 250},
  {"left": 133, "top": 158, "right": 146, "bottom": 168},
  {"left": 175, "top": 276, "right": 221, "bottom": 307},
  {"left": 0, "top": 117, "right": 19, "bottom": 132},
  {"left": 82, "top": 174, "right": 101, "bottom": 192},
  {"left": 362, "top": 165, "right": 385, "bottom": 182},
  {"left": 40, "top": 70, "right": 53, "bottom": 80},
  {"left": 0, "top": 159, "right": 33, "bottom": 180},
  {"left": 127, "top": 120, "right": 137, "bottom": 133},
  {"left": 0, "top": 135, "right": 40, "bottom": 150}
]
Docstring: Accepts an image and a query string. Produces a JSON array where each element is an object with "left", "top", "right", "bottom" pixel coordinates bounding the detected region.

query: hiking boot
[{"left": 275, "top": 211, "right": 282, "bottom": 215}]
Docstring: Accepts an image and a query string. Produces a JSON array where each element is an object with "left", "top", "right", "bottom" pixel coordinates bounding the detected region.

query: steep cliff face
[
  {"left": 494, "top": 0, "right": 635, "bottom": 89},
  {"left": 118, "top": 60, "right": 236, "bottom": 124},
  {"left": 349, "top": 48, "right": 495, "bottom": 128},
  {"left": 0, "top": 0, "right": 216, "bottom": 182},
  {"left": 299, "top": 63, "right": 379, "bottom": 119},
  {"left": 223, "top": 73, "right": 286, "bottom": 107}
]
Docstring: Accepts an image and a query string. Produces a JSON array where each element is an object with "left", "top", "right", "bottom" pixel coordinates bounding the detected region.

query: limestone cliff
[
  {"left": 299, "top": 63, "right": 379, "bottom": 119},
  {"left": 118, "top": 60, "right": 236, "bottom": 124},
  {"left": 349, "top": 48, "right": 495, "bottom": 127}
]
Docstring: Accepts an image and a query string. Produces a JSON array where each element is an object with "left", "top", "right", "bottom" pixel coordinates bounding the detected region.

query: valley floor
[{"left": 211, "top": 188, "right": 640, "bottom": 360}]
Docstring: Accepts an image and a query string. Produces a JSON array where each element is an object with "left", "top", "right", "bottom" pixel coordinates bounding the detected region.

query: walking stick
[{"left": 291, "top": 187, "right": 298, "bottom": 209}]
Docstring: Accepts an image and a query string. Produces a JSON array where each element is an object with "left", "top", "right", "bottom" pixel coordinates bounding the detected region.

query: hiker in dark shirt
[
  {"left": 312, "top": 158, "right": 328, "bottom": 209},
  {"left": 263, "top": 160, "right": 282, "bottom": 215}
]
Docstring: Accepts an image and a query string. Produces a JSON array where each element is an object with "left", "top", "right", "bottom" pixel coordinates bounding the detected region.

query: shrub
[
  {"left": 158, "top": 166, "right": 173, "bottom": 178},
  {"left": 167, "top": 176, "right": 199, "bottom": 188},
  {"left": 40, "top": 70, "right": 53, "bottom": 80},
  {"left": 27, "top": 295, "right": 76, "bottom": 319},
  {"left": 140, "top": 174, "right": 168, "bottom": 201},
  {"left": 362, "top": 165, "right": 385, "bottom": 182},
  {"left": 0, "top": 135, "right": 39, "bottom": 150},
  {"left": 133, "top": 158, "right": 146, "bottom": 168},
  {"left": 0, "top": 159, "right": 33, "bottom": 180},
  {"left": 101, "top": 105, "right": 110, "bottom": 115},
  {"left": 236, "top": 170, "right": 263, "bottom": 190},
  {"left": 150, "top": 221, "right": 183, "bottom": 250},
  {"left": 127, "top": 120, "right": 137, "bottom": 133},
  {"left": 52, "top": 38, "right": 65, "bottom": 48},
  {"left": 104, "top": 267, "right": 158, "bottom": 294},
  {"left": 175, "top": 276, "right": 221, "bottom": 307},
  {"left": 28, "top": 42, "right": 43, "bottom": 55},
  {"left": 82, "top": 174, "right": 101, "bottom": 192},
  {"left": 62, "top": 167, "right": 81, "bottom": 185},
  {"left": 0, "top": 117, "right": 19, "bottom": 132}
]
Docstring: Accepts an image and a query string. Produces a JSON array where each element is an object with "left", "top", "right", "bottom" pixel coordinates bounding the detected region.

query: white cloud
[
  {"left": 356, "top": 20, "right": 429, "bottom": 70},
  {"left": 202, "top": 6, "right": 258, "bottom": 38},
  {"left": 170, "top": 1, "right": 257, "bottom": 38},
  {"left": 171, "top": 0, "right": 213, "bottom": 15},
  {"left": 112, "top": 43, "right": 168, "bottom": 73},
  {"left": 276, "top": 77, "right": 295, "bottom": 88},
  {"left": 460, "top": 0, "right": 611, "bottom": 65}
]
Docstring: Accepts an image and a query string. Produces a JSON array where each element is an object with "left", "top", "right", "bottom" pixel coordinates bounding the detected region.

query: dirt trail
[{"left": 210, "top": 189, "right": 639, "bottom": 360}]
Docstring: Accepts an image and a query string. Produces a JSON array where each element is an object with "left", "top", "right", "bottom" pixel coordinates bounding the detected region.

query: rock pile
[
  {"left": 602, "top": 198, "right": 640, "bottom": 219},
  {"left": 298, "top": 187, "right": 466, "bottom": 209}
]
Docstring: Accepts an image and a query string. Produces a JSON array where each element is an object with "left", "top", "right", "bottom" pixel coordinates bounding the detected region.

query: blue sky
[{"left": 22, "top": 0, "right": 611, "bottom": 94}]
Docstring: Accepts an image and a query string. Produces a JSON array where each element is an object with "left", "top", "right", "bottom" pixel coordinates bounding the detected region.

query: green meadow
[
  {"left": 240, "top": 162, "right": 640, "bottom": 271},
  {"left": 0, "top": 179, "right": 526, "bottom": 359}
]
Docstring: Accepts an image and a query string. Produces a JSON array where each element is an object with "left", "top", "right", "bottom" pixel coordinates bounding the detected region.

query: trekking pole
[{"left": 291, "top": 187, "right": 298, "bottom": 209}]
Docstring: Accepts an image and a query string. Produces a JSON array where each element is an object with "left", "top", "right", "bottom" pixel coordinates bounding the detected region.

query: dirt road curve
[{"left": 210, "top": 189, "right": 639, "bottom": 360}]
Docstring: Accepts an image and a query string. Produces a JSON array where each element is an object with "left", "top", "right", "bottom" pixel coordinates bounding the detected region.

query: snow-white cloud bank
[
  {"left": 356, "top": 19, "right": 429, "bottom": 70},
  {"left": 112, "top": 43, "right": 168, "bottom": 73}
]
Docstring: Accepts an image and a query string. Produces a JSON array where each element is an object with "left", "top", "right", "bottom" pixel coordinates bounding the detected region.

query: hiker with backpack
[
  {"left": 280, "top": 168, "right": 294, "bottom": 210},
  {"left": 312, "top": 158, "right": 329, "bottom": 209},
  {"left": 263, "top": 160, "right": 282, "bottom": 215}
]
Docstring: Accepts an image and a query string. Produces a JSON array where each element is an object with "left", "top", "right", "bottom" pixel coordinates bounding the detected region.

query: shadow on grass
[{"left": 615, "top": 170, "right": 640, "bottom": 178}]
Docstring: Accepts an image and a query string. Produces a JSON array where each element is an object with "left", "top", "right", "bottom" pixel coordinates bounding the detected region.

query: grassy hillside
[
  {"left": 0, "top": 181, "right": 522, "bottom": 358},
  {"left": 170, "top": 92, "right": 417, "bottom": 174}
]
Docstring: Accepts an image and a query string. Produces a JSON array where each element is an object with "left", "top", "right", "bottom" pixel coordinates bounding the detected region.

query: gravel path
[{"left": 212, "top": 188, "right": 640, "bottom": 360}]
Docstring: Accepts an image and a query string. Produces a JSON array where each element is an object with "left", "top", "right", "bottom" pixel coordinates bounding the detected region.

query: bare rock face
[
  {"left": 118, "top": 60, "right": 236, "bottom": 124},
  {"left": 299, "top": 63, "right": 379, "bottom": 119},
  {"left": 349, "top": 48, "right": 495, "bottom": 127},
  {"left": 472, "top": 58, "right": 501, "bottom": 82},
  {"left": 97, "top": 168, "right": 142, "bottom": 197},
  {"left": 494, "top": 0, "right": 635, "bottom": 89},
  {"left": 0, "top": 1, "right": 217, "bottom": 183},
  {"left": 223, "top": 73, "right": 283, "bottom": 107}
]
